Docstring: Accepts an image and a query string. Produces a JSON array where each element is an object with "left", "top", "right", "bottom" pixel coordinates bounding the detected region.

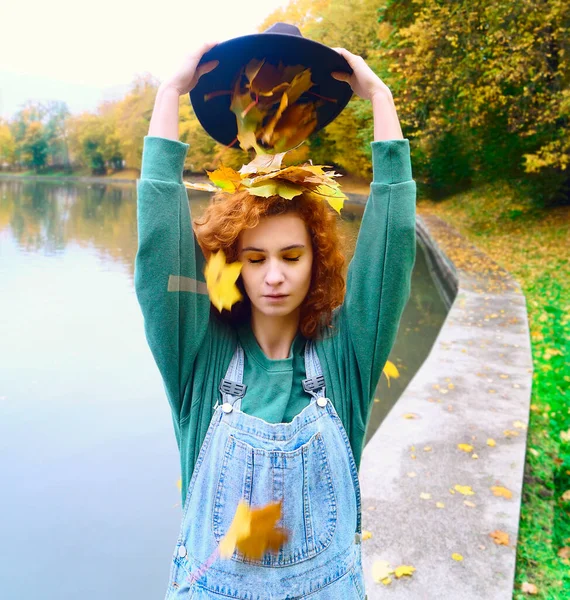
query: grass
[{"left": 417, "top": 180, "right": 570, "bottom": 598}]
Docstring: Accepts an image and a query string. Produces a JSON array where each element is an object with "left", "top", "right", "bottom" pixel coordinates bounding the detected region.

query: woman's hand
[
  {"left": 331, "top": 48, "right": 391, "bottom": 101},
  {"left": 161, "top": 41, "right": 220, "bottom": 96}
]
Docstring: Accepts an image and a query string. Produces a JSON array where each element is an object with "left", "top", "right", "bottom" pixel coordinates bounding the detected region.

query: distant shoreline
[{"left": 0, "top": 172, "right": 370, "bottom": 205}]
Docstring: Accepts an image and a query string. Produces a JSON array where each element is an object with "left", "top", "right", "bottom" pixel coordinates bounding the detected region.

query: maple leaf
[
  {"left": 219, "top": 500, "right": 289, "bottom": 560},
  {"left": 247, "top": 180, "right": 304, "bottom": 200},
  {"left": 382, "top": 360, "right": 400, "bottom": 387},
  {"left": 206, "top": 166, "right": 243, "bottom": 193},
  {"left": 204, "top": 250, "right": 243, "bottom": 312},
  {"left": 239, "top": 152, "right": 287, "bottom": 175}
]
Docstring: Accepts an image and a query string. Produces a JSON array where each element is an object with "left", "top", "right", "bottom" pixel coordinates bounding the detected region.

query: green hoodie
[{"left": 135, "top": 136, "right": 416, "bottom": 502}]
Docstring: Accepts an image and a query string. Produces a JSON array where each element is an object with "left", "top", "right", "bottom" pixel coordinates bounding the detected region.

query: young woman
[{"left": 135, "top": 39, "right": 416, "bottom": 600}]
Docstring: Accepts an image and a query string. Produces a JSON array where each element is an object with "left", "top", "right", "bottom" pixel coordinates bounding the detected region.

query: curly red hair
[{"left": 193, "top": 190, "right": 346, "bottom": 339}]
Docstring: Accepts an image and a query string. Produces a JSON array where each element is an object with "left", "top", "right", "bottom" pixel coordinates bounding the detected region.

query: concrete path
[{"left": 359, "top": 214, "right": 533, "bottom": 599}]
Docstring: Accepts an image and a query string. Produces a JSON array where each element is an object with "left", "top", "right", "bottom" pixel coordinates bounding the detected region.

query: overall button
[
  {"left": 316, "top": 397, "right": 328, "bottom": 408},
  {"left": 177, "top": 545, "right": 187, "bottom": 558},
  {"left": 222, "top": 403, "right": 233, "bottom": 414}
]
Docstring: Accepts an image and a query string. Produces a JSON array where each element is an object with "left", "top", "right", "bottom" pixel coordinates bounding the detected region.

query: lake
[{"left": 0, "top": 178, "right": 447, "bottom": 598}]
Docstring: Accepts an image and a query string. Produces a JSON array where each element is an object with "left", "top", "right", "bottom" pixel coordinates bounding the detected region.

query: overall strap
[
  {"left": 302, "top": 341, "right": 326, "bottom": 400},
  {"left": 216, "top": 344, "right": 247, "bottom": 411}
]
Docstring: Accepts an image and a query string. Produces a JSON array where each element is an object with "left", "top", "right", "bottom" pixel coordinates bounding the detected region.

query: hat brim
[{"left": 190, "top": 33, "right": 354, "bottom": 150}]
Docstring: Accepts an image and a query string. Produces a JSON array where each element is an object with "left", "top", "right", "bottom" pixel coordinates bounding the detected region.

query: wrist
[
  {"left": 158, "top": 81, "right": 184, "bottom": 97},
  {"left": 370, "top": 86, "right": 393, "bottom": 104}
]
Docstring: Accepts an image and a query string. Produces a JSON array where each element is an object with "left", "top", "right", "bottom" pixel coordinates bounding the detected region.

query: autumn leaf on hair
[
  {"left": 204, "top": 250, "right": 243, "bottom": 312},
  {"left": 247, "top": 180, "right": 304, "bottom": 200},
  {"left": 382, "top": 361, "right": 400, "bottom": 387},
  {"left": 206, "top": 166, "right": 244, "bottom": 193},
  {"left": 309, "top": 184, "right": 347, "bottom": 214},
  {"left": 219, "top": 500, "right": 289, "bottom": 560},
  {"left": 239, "top": 151, "right": 287, "bottom": 175},
  {"left": 183, "top": 181, "right": 221, "bottom": 193}
]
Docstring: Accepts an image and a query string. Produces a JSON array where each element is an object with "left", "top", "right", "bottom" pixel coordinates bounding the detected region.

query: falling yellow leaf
[
  {"left": 472, "top": 453, "right": 479, "bottom": 459},
  {"left": 487, "top": 438, "right": 496, "bottom": 447},
  {"left": 219, "top": 500, "right": 289, "bottom": 560},
  {"left": 458, "top": 443, "right": 474, "bottom": 452},
  {"left": 204, "top": 250, "right": 243, "bottom": 312},
  {"left": 424, "top": 446, "right": 432, "bottom": 452},
  {"left": 394, "top": 565, "right": 416, "bottom": 578},
  {"left": 489, "top": 530, "right": 510, "bottom": 546},
  {"left": 362, "top": 530, "right": 373, "bottom": 541},
  {"left": 372, "top": 559, "right": 393, "bottom": 583},
  {"left": 176, "top": 478, "right": 181, "bottom": 491},
  {"left": 454, "top": 485, "right": 475, "bottom": 496},
  {"left": 491, "top": 485, "right": 513, "bottom": 499},
  {"left": 374, "top": 397, "right": 381, "bottom": 403},
  {"left": 451, "top": 553, "right": 463, "bottom": 561},
  {"left": 436, "top": 502, "right": 445, "bottom": 508},
  {"left": 420, "top": 492, "right": 432, "bottom": 500},
  {"left": 382, "top": 360, "right": 400, "bottom": 387}
]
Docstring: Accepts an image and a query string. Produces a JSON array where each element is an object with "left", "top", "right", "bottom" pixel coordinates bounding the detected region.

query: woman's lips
[{"left": 264, "top": 294, "right": 288, "bottom": 302}]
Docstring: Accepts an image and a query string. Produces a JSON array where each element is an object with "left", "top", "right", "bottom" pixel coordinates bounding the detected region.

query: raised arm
[
  {"left": 333, "top": 50, "right": 417, "bottom": 428},
  {"left": 134, "top": 43, "right": 219, "bottom": 420}
]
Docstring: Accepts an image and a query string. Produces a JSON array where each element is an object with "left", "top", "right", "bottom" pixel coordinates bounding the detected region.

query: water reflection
[{"left": 0, "top": 179, "right": 447, "bottom": 599}]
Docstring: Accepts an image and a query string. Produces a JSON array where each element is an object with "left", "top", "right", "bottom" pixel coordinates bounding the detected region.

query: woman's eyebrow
[{"left": 241, "top": 244, "right": 305, "bottom": 252}]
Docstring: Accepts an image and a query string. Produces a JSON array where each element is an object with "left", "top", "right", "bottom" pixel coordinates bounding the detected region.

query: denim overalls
[{"left": 165, "top": 341, "right": 366, "bottom": 599}]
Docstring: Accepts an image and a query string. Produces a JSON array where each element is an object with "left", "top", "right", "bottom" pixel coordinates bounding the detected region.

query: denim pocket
[{"left": 212, "top": 431, "right": 337, "bottom": 566}]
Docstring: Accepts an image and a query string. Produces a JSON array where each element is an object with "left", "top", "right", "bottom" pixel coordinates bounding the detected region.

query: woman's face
[{"left": 238, "top": 212, "right": 313, "bottom": 320}]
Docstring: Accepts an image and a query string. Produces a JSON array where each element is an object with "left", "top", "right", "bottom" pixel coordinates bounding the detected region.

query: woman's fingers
[{"left": 197, "top": 60, "right": 219, "bottom": 78}]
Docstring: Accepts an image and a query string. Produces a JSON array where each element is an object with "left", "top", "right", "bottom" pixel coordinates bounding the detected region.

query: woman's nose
[{"left": 264, "top": 260, "right": 285, "bottom": 285}]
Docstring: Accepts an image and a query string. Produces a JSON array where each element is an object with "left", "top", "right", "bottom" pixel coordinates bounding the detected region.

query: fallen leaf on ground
[
  {"left": 451, "top": 553, "right": 463, "bottom": 561},
  {"left": 362, "top": 530, "right": 372, "bottom": 540},
  {"left": 487, "top": 438, "right": 496, "bottom": 446},
  {"left": 521, "top": 582, "right": 538, "bottom": 594},
  {"left": 382, "top": 360, "right": 400, "bottom": 387},
  {"left": 394, "top": 565, "right": 416, "bottom": 578},
  {"left": 489, "top": 530, "right": 510, "bottom": 545},
  {"left": 454, "top": 484, "right": 475, "bottom": 496},
  {"left": 458, "top": 443, "right": 474, "bottom": 452},
  {"left": 372, "top": 560, "right": 393, "bottom": 584},
  {"left": 491, "top": 485, "right": 513, "bottom": 499}
]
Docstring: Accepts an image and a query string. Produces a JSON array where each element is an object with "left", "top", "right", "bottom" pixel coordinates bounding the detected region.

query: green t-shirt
[{"left": 135, "top": 136, "right": 417, "bottom": 502}]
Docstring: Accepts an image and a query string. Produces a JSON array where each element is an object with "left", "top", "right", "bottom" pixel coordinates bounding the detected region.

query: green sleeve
[
  {"left": 134, "top": 136, "right": 212, "bottom": 420},
  {"left": 343, "top": 139, "right": 417, "bottom": 430}
]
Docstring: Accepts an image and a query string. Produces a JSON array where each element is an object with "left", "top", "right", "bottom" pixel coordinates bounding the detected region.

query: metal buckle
[
  {"left": 302, "top": 375, "right": 325, "bottom": 393},
  {"left": 219, "top": 379, "right": 247, "bottom": 398}
]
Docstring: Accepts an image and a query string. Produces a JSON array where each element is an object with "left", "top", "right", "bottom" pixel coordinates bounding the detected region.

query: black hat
[{"left": 190, "top": 23, "right": 354, "bottom": 150}]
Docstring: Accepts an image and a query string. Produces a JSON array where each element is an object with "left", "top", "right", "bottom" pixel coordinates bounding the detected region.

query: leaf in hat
[
  {"left": 271, "top": 103, "right": 318, "bottom": 153},
  {"left": 204, "top": 250, "right": 243, "bottom": 312},
  {"left": 285, "top": 69, "right": 314, "bottom": 105},
  {"left": 247, "top": 180, "right": 304, "bottom": 200},
  {"left": 206, "top": 166, "right": 243, "bottom": 193},
  {"left": 261, "top": 93, "right": 289, "bottom": 145},
  {"left": 219, "top": 500, "right": 289, "bottom": 560}
]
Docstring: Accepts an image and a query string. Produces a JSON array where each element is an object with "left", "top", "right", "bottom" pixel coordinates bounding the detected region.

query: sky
[{"left": 0, "top": 0, "right": 292, "bottom": 120}]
